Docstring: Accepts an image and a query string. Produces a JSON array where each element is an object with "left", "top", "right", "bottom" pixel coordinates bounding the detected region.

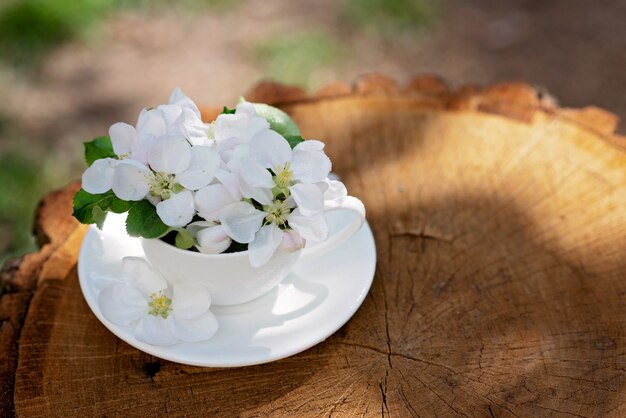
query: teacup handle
[{"left": 299, "top": 196, "right": 366, "bottom": 261}]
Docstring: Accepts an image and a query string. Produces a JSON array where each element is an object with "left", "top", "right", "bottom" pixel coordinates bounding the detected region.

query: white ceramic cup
[{"left": 141, "top": 196, "right": 366, "bottom": 306}]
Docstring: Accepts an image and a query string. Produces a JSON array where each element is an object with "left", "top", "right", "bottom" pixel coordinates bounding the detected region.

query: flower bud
[
  {"left": 196, "top": 224, "right": 232, "bottom": 254},
  {"left": 280, "top": 229, "right": 306, "bottom": 253}
]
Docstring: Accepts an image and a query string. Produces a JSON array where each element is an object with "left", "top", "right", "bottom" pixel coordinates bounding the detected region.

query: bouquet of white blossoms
[{"left": 74, "top": 88, "right": 349, "bottom": 268}]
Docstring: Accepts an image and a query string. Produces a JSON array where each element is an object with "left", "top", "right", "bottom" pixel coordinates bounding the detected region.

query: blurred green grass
[
  {"left": 255, "top": 31, "right": 345, "bottom": 88},
  {"left": 0, "top": 0, "right": 236, "bottom": 67},
  {"left": 0, "top": 0, "right": 111, "bottom": 67},
  {"left": 344, "top": 0, "right": 439, "bottom": 32}
]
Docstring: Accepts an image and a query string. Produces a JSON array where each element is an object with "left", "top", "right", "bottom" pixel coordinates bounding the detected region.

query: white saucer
[{"left": 78, "top": 212, "right": 376, "bottom": 367}]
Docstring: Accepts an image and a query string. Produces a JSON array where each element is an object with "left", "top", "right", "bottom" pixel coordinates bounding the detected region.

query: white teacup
[{"left": 141, "top": 196, "right": 366, "bottom": 306}]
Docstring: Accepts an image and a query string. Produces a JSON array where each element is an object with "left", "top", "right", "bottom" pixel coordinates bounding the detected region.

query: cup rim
[{"left": 142, "top": 236, "right": 251, "bottom": 259}]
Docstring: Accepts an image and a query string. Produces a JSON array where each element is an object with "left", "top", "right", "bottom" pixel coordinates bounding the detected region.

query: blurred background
[{"left": 0, "top": 0, "right": 625, "bottom": 263}]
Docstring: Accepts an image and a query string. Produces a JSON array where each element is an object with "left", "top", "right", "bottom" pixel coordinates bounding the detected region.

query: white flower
[
  {"left": 136, "top": 87, "right": 210, "bottom": 146},
  {"left": 237, "top": 132, "right": 331, "bottom": 209},
  {"left": 215, "top": 197, "right": 324, "bottom": 268},
  {"left": 193, "top": 133, "right": 333, "bottom": 266},
  {"left": 112, "top": 135, "right": 220, "bottom": 227},
  {"left": 98, "top": 257, "right": 218, "bottom": 346},
  {"left": 81, "top": 88, "right": 211, "bottom": 196},
  {"left": 214, "top": 102, "right": 269, "bottom": 146},
  {"left": 213, "top": 102, "right": 272, "bottom": 169}
]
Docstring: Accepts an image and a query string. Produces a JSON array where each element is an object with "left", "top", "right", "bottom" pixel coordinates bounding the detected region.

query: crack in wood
[
  {"left": 327, "top": 383, "right": 356, "bottom": 417},
  {"left": 379, "top": 372, "right": 390, "bottom": 418},
  {"left": 389, "top": 230, "right": 453, "bottom": 243}
]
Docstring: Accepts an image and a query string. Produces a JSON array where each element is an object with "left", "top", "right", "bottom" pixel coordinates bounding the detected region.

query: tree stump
[{"left": 2, "top": 75, "right": 626, "bottom": 417}]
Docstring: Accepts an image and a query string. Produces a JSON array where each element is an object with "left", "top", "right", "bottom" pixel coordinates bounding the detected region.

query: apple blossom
[
  {"left": 110, "top": 135, "right": 219, "bottom": 227},
  {"left": 98, "top": 257, "right": 218, "bottom": 346}
]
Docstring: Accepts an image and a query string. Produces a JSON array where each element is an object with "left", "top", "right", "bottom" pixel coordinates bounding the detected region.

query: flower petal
[
  {"left": 249, "top": 129, "right": 292, "bottom": 169},
  {"left": 248, "top": 224, "right": 284, "bottom": 267},
  {"left": 121, "top": 256, "right": 167, "bottom": 298},
  {"left": 294, "top": 139, "right": 325, "bottom": 152},
  {"left": 238, "top": 158, "right": 274, "bottom": 205},
  {"left": 195, "top": 184, "right": 236, "bottom": 222},
  {"left": 134, "top": 315, "right": 179, "bottom": 346},
  {"left": 195, "top": 225, "right": 232, "bottom": 254},
  {"left": 214, "top": 108, "right": 269, "bottom": 144},
  {"left": 156, "top": 104, "right": 183, "bottom": 130},
  {"left": 98, "top": 282, "right": 147, "bottom": 326},
  {"left": 288, "top": 208, "right": 329, "bottom": 241},
  {"left": 185, "top": 220, "right": 215, "bottom": 237},
  {"left": 235, "top": 101, "right": 258, "bottom": 117},
  {"left": 291, "top": 141, "right": 332, "bottom": 183},
  {"left": 178, "top": 107, "right": 210, "bottom": 146},
  {"left": 136, "top": 108, "right": 166, "bottom": 138},
  {"left": 176, "top": 145, "right": 219, "bottom": 190},
  {"left": 289, "top": 182, "right": 324, "bottom": 216},
  {"left": 323, "top": 179, "right": 347, "bottom": 204},
  {"left": 238, "top": 160, "right": 273, "bottom": 186},
  {"left": 225, "top": 143, "right": 251, "bottom": 173},
  {"left": 148, "top": 134, "right": 191, "bottom": 174},
  {"left": 112, "top": 159, "right": 151, "bottom": 201},
  {"left": 156, "top": 190, "right": 195, "bottom": 227},
  {"left": 218, "top": 201, "right": 265, "bottom": 244},
  {"left": 215, "top": 169, "right": 242, "bottom": 201},
  {"left": 169, "top": 311, "right": 218, "bottom": 343},
  {"left": 109, "top": 122, "right": 137, "bottom": 157},
  {"left": 171, "top": 283, "right": 212, "bottom": 319},
  {"left": 215, "top": 137, "right": 239, "bottom": 162},
  {"left": 168, "top": 87, "right": 201, "bottom": 118},
  {"left": 82, "top": 158, "right": 117, "bottom": 194}
]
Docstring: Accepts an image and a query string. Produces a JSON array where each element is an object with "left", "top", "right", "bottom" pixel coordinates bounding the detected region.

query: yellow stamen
[
  {"left": 149, "top": 172, "right": 176, "bottom": 200},
  {"left": 264, "top": 199, "right": 291, "bottom": 226},
  {"left": 148, "top": 291, "right": 172, "bottom": 319},
  {"left": 274, "top": 163, "right": 293, "bottom": 189}
]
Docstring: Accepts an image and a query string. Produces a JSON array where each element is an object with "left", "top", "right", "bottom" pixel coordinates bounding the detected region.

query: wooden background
[{"left": 1, "top": 74, "right": 625, "bottom": 417}]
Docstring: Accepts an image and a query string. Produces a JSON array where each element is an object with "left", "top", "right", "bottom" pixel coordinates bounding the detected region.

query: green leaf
[
  {"left": 221, "top": 106, "right": 236, "bottom": 115},
  {"left": 84, "top": 136, "right": 116, "bottom": 166},
  {"left": 92, "top": 205, "right": 107, "bottom": 230},
  {"left": 285, "top": 135, "right": 305, "bottom": 149},
  {"left": 174, "top": 228, "right": 194, "bottom": 250},
  {"left": 252, "top": 103, "right": 301, "bottom": 137},
  {"left": 73, "top": 189, "right": 134, "bottom": 225},
  {"left": 125, "top": 200, "right": 170, "bottom": 239}
]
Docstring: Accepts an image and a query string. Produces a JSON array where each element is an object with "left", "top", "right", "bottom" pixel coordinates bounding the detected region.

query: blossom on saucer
[{"left": 98, "top": 257, "right": 218, "bottom": 346}]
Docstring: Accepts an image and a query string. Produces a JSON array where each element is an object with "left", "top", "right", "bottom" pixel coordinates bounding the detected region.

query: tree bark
[{"left": 2, "top": 74, "right": 625, "bottom": 417}]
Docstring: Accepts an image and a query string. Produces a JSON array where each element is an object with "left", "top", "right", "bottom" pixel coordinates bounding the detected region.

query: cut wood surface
[{"left": 2, "top": 74, "right": 626, "bottom": 417}]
